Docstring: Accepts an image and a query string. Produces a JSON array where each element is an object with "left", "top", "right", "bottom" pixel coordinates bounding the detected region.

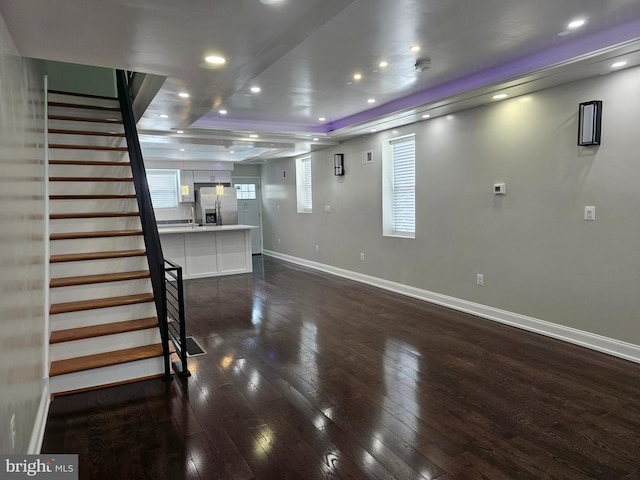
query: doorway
[{"left": 232, "top": 176, "right": 263, "bottom": 255}]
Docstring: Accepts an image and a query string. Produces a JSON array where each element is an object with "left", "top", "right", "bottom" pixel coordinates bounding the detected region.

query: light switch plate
[{"left": 584, "top": 206, "right": 596, "bottom": 221}]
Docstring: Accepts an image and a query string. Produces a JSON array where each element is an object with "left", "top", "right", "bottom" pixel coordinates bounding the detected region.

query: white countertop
[{"left": 158, "top": 224, "right": 258, "bottom": 234}]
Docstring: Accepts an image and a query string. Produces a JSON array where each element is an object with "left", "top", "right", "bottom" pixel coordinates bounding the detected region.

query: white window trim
[
  {"left": 382, "top": 134, "right": 416, "bottom": 238},
  {"left": 295, "top": 156, "right": 312, "bottom": 213}
]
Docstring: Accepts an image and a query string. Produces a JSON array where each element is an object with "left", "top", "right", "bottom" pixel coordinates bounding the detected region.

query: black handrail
[
  {"left": 115, "top": 69, "right": 172, "bottom": 380},
  {"left": 164, "top": 259, "right": 190, "bottom": 376}
]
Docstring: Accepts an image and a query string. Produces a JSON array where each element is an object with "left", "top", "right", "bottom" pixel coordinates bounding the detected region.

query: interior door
[{"left": 233, "top": 177, "right": 262, "bottom": 254}]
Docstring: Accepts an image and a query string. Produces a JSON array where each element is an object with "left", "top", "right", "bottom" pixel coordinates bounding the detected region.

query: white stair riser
[
  {"left": 50, "top": 278, "right": 153, "bottom": 304},
  {"left": 48, "top": 118, "right": 124, "bottom": 133},
  {"left": 49, "top": 216, "right": 142, "bottom": 234},
  {"left": 49, "top": 163, "right": 131, "bottom": 178},
  {"left": 50, "top": 356, "right": 166, "bottom": 394},
  {"left": 51, "top": 256, "right": 150, "bottom": 278},
  {"left": 51, "top": 302, "right": 157, "bottom": 331},
  {"left": 49, "top": 181, "right": 136, "bottom": 198},
  {"left": 48, "top": 105, "right": 121, "bottom": 121},
  {"left": 48, "top": 93, "right": 119, "bottom": 108},
  {"left": 50, "top": 198, "right": 138, "bottom": 215},
  {"left": 50, "top": 329, "right": 162, "bottom": 361},
  {"left": 50, "top": 234, "right": 144, "bottom": 256},
  {"left": 49, "top": 148, "right": 130, "bottom": 162},
  {"left": 48, "top": 133, "right": 127, "bottom": 148}
]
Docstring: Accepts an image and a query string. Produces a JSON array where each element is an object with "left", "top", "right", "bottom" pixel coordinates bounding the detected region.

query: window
[
  {"left": 147, "top": 169, "right": 179, "bottom": 209},
  {"left": 382, "top": 134, "right": 415, "bottom": 237},
  {"left": 295, "top": 156, "right": 312, "bottom": 213},
  {"left": 235, "top": 183, "right": 257, "bottom": 200}
]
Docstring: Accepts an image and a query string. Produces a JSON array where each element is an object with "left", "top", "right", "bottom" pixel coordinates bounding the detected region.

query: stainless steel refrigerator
[{"left": 194, "top": 186, "right": 238, "bottom": 226}]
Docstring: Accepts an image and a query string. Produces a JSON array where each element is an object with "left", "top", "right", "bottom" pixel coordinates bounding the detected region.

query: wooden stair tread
[
  {"left": 50, "top": 317, "right": 158, "bottom": 344},
  {"left": 50, "top": 194, "right": 137, "bottom": 200},
  {"left": 48, "top": 101, "right": 120, "bottom": 112},
  {"left": 50, "top": 249, "right": 146, "bottom": 263},
  {"left": 49, "top": 144, "right": 128, "bottom": 151},
  {"left": 48, "top": 90, "right": 117, "bottom": 101},
  {"left": 49, "top": 176, "right": 133, "bottom": 182},
  {"left": 49, "top": 160, "right": 130, "bottom": 166},
  {"left": 50, "top": 229, "right": 142, "bottom": 240},
  {"left": 48, "top": 128, "right": 125, "bottom": 137},
  {"left": 51, "top": 270, "right": 150, "bottom": 288},
  {"left": 50, "top": 212, "right": 139, "bottom": 219},
  {"left": 50, "top": 344, "right": 164, "bottom": 377},
  {"left": 50, "top": 293, "right": 154, "bottom": 315},
  {"left": 49, "top": 115, "right": 122, "bottom": 124}
]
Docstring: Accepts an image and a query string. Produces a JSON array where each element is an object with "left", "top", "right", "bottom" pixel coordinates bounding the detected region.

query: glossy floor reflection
[{"left": 42, "top": 256, "right": 640, "bottom": 479}]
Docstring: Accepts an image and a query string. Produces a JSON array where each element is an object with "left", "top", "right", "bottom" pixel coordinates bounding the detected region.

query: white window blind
[
  {"left": 296, "top": 156, "right": 312, "bottom": 213},
  {"left": 391, "top": 138, "right": 415, "bottom": 235},
  {"left": 147, "top": 169, "right": 178, "bottom": 209}
]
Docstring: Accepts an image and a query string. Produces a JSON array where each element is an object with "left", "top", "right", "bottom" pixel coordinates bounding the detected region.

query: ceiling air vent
[{"left": 415, "top": 58, "right": 431, "bottom": 73}]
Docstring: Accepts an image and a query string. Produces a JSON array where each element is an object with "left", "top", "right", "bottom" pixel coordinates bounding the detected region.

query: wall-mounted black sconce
[
  {"left": 578, "top": 100, "right": 602, "bottom": 146},
  {"left": 334, "top": 153, "right": 345, "bottom": 176}
]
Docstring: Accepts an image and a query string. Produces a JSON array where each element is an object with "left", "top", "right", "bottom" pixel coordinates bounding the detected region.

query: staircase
[{"left": 47, "top": 90, "right": 166, "bottom": 395}]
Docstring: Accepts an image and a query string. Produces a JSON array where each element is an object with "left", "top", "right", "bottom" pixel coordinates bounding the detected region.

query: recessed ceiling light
[
  {"left": 260, "top": 0, "right": 281, "bottom": 4},
  {"left": 493, "top": 93, "right": 509, "bottom": 100},
  {"left": 568, "top": 19, "right": 585, "bottom": 29},
  {"left": 371, "top": 128, "right": 377, "bottom": 132},
  {"left": 249, "top": 134, "right": 259, "bottom": 138},
  {"left": 219, "top": 109, "right": 228, "bottom": 115},
  {"left": 367, "top": 98, "right": 376, "bottom": 104},
  {"left": 318, "top": 117, "right": 326, "bottom": 122},
  {"left": 379, "top": 61, "right": 388, "bottom": 68},
  {"left": 229, "top": 150, "right": 235, "bottom": 154},
  {"left": 312, "top": 137, "right": 319, "bottom": 141},
  {"left": 410, "top": 45, "right": 421, "bottom": 52},
  {"left": 180, "top": 148, "right": 185, "bottom": 152},
  {"left": 176, "top": 130, "right": 184, "bottom": 134},
  {"left": 159, "top": 114, "right": 169, "bottom": 118},
  {"left": 178, "top": 92, "right": 189, "bottom": 98},
  {"left": 611, "top": 61, "right": 627, "bottom": 68},
  {"left": 422, "top": 114, "right": 430, "bottom": 119},
  {"left": 353, "top": 73, "right": 362, "bottom": 80},
  {"left": 205, "top": 55, "right": 226, "bottom": 65},
  {"left": 250, "top": 86, "right": 261, "bottom": 93},
  {"left": 446, "top": 115, "right": 455, "bottom": 120}
]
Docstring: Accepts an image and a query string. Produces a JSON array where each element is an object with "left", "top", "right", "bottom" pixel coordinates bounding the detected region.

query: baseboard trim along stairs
[{"left": 48, "top": 90, "right": 166, "bottom": 395}]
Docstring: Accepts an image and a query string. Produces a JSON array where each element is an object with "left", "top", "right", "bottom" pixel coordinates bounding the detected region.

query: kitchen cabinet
[
  {"left": 178, "top": 170, "right": 194, "bottom": 202},
  {"left": 193, "top": 170, "right": 215, "bottom": 183}
]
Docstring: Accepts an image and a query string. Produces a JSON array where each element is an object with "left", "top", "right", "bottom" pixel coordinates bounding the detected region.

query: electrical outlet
[
  {"left": 476, "top": 274, "right": 484, "bottom": 286},
  {"left": 278, "top": 238, "right": 281, "bottom": 245},
  {"left": 315, "top": 245, "right": 320, "bottom": 252},
  {"left": 324, "top": 205, "right": 331, "bottom": 213},
  {"left": 360, "top": 253, "right": 365, "bottom": 261},
  {"left": 276, "top": 204, "right": 280, "bottom": 211},
  {"left": 10, "top": 413, "right": 16, "bottom": 449}
]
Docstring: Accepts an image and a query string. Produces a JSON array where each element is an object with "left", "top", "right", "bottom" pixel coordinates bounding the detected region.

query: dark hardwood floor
[{"left": 42, "top": 256, "right": 640, "bottom": 479}]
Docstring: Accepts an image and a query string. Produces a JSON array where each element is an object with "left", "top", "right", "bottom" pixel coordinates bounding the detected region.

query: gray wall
[
  {"left": 44, "top": 60, "right": 116, "bottom": 97},
  {"left": 262, "top": 66, "right": 640, "bottom": 346},
  {"left": 0, "top": 11, "right": 46, "bottom": 453}
]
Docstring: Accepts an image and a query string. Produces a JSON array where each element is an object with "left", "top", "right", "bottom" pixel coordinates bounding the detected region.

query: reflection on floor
[{"left": 42, "top": 256, "right": 640, "bottom": 479}]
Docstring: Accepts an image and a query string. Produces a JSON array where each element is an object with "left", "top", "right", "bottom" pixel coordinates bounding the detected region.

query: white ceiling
[{"left": 2, "top": 0, "right": 640, "bottom": 163}]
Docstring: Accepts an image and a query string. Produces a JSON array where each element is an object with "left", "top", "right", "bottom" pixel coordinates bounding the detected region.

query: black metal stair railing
[
  {"left": 164, "top": 259, "right": 190, "bottom": 376},
  {"left": 115, "top": 69, "right": 180, "bottom": 380}
]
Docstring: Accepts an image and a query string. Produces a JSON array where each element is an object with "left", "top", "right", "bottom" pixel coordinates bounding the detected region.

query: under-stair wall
[{"left": 47, "top": 91, "right": 165, "bottom": 394}]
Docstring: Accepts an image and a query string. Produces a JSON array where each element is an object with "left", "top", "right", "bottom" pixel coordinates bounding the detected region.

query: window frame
[
  {"left": 382, "top": 134, "right": 416, "bottom": 238},
  {"left": 147, "top": 169, "right": 179, "bottom": 210},
  {"left": 295, "top": 156, "right": 313, "bottom": 214}
]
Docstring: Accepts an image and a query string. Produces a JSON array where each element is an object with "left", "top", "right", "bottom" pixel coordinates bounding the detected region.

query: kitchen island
[{"left": 158, "top": 225, "right": 258, "bottom": 279}]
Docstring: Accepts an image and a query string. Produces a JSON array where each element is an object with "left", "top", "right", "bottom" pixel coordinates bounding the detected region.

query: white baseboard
[
  {"left": 28, "top": 379, "right": 50, "bottom": 454},
  {"left": 264, "top": 250, "right": 640, "bottom": 365}
]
